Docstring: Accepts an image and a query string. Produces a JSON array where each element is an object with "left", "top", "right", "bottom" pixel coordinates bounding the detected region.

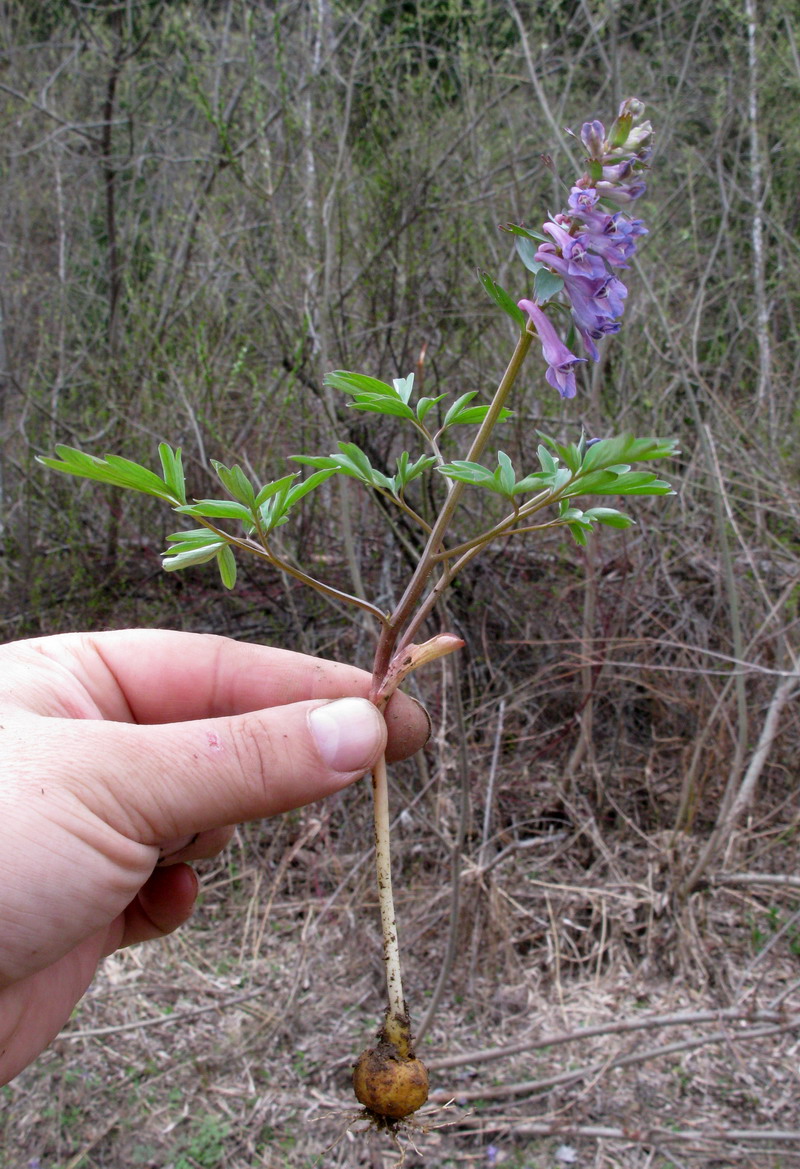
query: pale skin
[{"left": 0, "top": 629, "right": 429, "bottom": 1086}]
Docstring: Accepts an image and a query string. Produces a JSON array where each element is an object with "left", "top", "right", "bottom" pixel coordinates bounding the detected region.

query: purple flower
[
  {"left": 515, "top": 98, "right": 652, "bottom": 395},
  {"left": 534, "top": 252, "right": 626, "bottom": 326},
  {"left": 595, "top": 178, "right": 648, "bottom": 205},
  {"left": 541, "top": 220, "right": 606, "bottom": 278},
  {"left": 560, "top": 194, "right": 646, "bottom": 268},
  {"left": 518, "top": 299, "right": 585, "bottom": 399},
  {"left": 567, "top": 186, "right": 602, "bottom": 216},
  {"left": 580, "top": 119, "right": 606, "bottom": 159}
]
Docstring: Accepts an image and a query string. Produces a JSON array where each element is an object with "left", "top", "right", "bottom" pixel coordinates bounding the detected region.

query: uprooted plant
[{"left": 40, "top": 98, "right": 676, "bottom": 1124}]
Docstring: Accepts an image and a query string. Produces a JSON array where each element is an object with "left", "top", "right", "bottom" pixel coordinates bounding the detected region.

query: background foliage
[{"left": 2, "top": 1, "right": 800, "bottom": 1166}]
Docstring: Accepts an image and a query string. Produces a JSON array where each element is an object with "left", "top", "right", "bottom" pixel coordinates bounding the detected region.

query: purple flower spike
[
  {"left": 515, "top": 98, "right": 651, "bottom": 396},
  {"left": 518, "top": 299, "right": 585, "bottom": 399}
]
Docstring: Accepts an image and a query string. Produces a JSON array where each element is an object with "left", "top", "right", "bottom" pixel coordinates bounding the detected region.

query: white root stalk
[
  {"left": 369, "top": 634, "right": 463, "bottom": 1057},
  {"left": 371, "top": 752, "right": 410, "bottom": 1054}
]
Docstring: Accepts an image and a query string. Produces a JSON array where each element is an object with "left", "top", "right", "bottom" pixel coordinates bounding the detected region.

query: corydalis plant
[{"left": 40, "top": 99, "right": 674, "bottom": 1124}]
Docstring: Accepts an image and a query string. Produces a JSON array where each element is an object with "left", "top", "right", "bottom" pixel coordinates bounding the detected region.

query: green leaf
[
  {"left": 337, "top": 442, "right": 378, "bottom": 482},
  {"left": 582, "top": 508, "right": 635, "bottom": 529},
  {"left": 500, "top": 223, "right": 548, "bottom": 243},
  {"left": 558, "top": 505, "right": 587, "bottom": 523},
  {"left": 38, "top": 446, "right": 177, "bottom": 502},
  {"left": 562, "top": 469, "right": 627, "bottom": 496},
  {"left": 478, "top": 271, "right": 526, "bottom": 327},
  {"left": 536, "top": 432, "right": 582, "bottom": 473},
  {"left": 513, "top": 470, "right": 558, "bottom": 493},
  {"left": 497, "top": 450, "right": 516, "bottom": 496},
  {"left": 395, "top": 451, "right": 437, "bottom": 490},
  {"left": 212, "top": 461, "right": 257, "bottom": 508},
  {"left": 620, "top": 436, "right": 680, "bottom": 463},
  {"left": 537, "top": 444, "right": 557, "bottom": 474},
  {"left": 533, "top": 268, "right": 565, "bottom": 303},
  {"left": 439, "top": 453, "right": 538, "bottom": 498},
  {"left": 558, "top": 442, "right": 582, "bottom": 473},
  {"left": 567, "top": 522, "right": 590, "bottom": 546},
  {"left": 158, "top": 444, "right": 187, "bottom": 504},
  {"left": 611, "top": 476, "right": 674, "bottom": 496},
  {"left": 216, "top": 544, "right": 237, "bottom": 589},
  {"left": 580, "top": 434, "right": 680, "bottom": 473},
  {"left": 291, "top": 454, "right": 343, "bottom": 475},
  {"left": 254, "top": 474, "right": 300, "bottom": 508},
  {"left": 162, "top": 543, "right": 225, "bottom": 571},
  {"left": 416, "top": 393, "right": 448, "bottom": 423},
  {"left": 393, "top": 373, "right": 415, "bottom": 404},
  {"left": 515, "top": 236, "right": 541, "bottom": 273},
  {"left": 569, "top": 471, "right": 674, "bottom": 497},
  {"left": 324, "top": 370, "right": 397, "bottom": 398},
  {"left": 293, "top": 445, "right": 391, "bottom": 492},
  {"left": 438, "top": 460, "right": 496, "bottom": 488},
  {"left": 176, "top": 499, "right": 254, "bottom": 522},
  {"left": 165, "top": 528, "right": 227, "bottom": 551},
  {"left": 100, "top": 455, "right": 173, "bottom": 497},
  {"left": 454, "top": 405, "right": 513, "bottom": 426},
  {"left": 284, "top": 468, "right": 338, "bottom": 507},
  {"left": 579, "top": 435, "right": 632, "bottom": 472},
  {"left": 347, "top": 394, "right": 416, "bottom": 421},
  {"left": 325, "top": 371, "right": 418, "bottom": 420},
  {"left": 442, "top": 391, "right": 478, "bottom": 428}
]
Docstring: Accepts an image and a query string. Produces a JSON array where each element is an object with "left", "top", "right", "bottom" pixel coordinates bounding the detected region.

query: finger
[
  {"left": 49, "top": 695, "right": 393, "bottom": 844},
  {"left": 157, "top": 826, "right": 235, "bottom": 865},
  {"left": 22, "top": 631, "right": 428, "bottom": 763},
  {"left": 115, "top": 865, "right": 199, "bottom": 949}
]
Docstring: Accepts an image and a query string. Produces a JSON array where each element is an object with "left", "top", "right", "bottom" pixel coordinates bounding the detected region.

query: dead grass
[{"left": 3, "top": 748, "right": 800, "bottom": 1169}]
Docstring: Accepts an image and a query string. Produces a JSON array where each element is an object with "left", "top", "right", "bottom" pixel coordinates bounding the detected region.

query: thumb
[{"left": 54, "top": 696, "right": 388, "bottom": 845}]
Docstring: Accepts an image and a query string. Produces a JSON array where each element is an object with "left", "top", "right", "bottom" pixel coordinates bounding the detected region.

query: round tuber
[{"left": 352, "top": 1043, "right": 429, "bottom": 1120}]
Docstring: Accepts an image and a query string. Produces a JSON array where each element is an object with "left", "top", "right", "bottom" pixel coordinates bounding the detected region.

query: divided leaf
[
  {"left": 293, "top": 444, "right": 393, "bottom": 492},
  {"left": 439, "top": 452, "right": 558, "bottom": 498},
  {"left": 38, "top": 445, "right": 178, "bottom": 502},
  {"left": 324, "top": 370, "right": 416, "bottom": 421}
]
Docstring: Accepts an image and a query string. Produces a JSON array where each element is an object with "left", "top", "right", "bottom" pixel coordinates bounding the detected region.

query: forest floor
[{"left": 3, "top": 765, "right": 800, "bottom": 1169}]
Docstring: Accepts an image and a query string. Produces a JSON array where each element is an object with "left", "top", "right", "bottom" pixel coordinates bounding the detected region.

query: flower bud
[{"left": 580, "top": 119, "right": 606, "bottom": 160}]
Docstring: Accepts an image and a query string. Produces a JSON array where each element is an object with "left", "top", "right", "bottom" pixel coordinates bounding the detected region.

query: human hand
[{"left": 0, "top": 629, "right": 429, "bottom": 1084}]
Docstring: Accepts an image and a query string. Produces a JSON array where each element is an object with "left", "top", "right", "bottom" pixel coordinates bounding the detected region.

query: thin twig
[
  {"left": 426, "top": 1005, "right": 796, "bottom": 1070},
  {"left": 428, "top": 1020, "right": 799, "bottom": 1104}
]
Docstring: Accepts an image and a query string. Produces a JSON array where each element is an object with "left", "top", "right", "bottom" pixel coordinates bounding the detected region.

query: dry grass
[{"left": 3, "top": 728, "right": 800, "bottom": 1169}]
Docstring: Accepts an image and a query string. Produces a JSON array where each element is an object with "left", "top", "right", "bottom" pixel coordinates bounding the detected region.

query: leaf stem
[{"left": 191, "top": 519, "right": 389, "bottom": 627}]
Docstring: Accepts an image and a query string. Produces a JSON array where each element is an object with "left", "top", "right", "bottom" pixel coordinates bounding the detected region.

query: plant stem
[
  {"left": 363, "top": 331, "right": 535, "bottom": 1056},
  {"left": 371, "top": 328, "right": 533, "bottom": 688},
  {"left": 371, "top": 752, "right": 412, "bottom": 1057}
]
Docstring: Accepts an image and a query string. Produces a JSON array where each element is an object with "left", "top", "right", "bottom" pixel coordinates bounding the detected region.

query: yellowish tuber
[{"left": 353, "top": 1042, "right": 429, "bottom": 1120}]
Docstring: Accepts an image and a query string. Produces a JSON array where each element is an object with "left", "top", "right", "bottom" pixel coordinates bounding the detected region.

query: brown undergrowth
[{"left": 3, "top": 654, "right": 799, "bottom": 1168}]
